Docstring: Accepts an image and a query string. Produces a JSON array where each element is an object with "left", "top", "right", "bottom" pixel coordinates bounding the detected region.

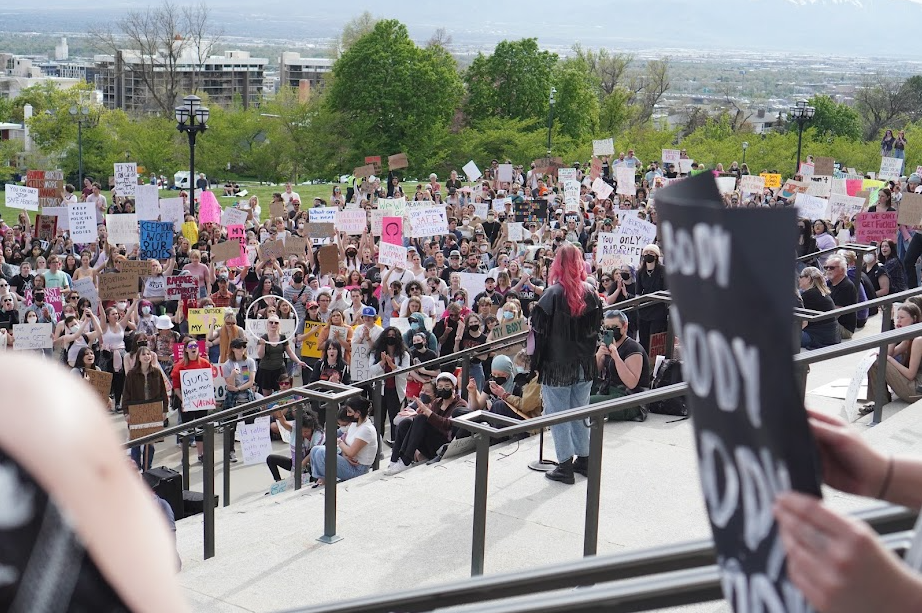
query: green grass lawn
[{"left": 0, "top": 181, "right": 342, "bottom": 226}]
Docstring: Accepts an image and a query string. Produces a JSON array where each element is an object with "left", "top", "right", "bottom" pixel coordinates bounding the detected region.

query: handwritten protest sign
[
  {"left": 590, "top": 157, "right": 603, "bottom": 181},
  {"left": 827, "top": 193, "right": 866, "bottom": 222},
  {"left": 558, "top": 167, "right": 577, "bottom": 184},
  {"left": 408, "top": 207, "right": 448, "bottom": 238},
  {"left": 794, "top": 194, "right": 829, "bottom": 221},
  {"left": 596, "top": 232, "right": 620, "bottom": 272},
  {"left": 591, "top": 177, "right": 613, "bottom": 201},
  {"left": 656, "top": 172, "right": 822, "bottom": 613},
  {"left": 615, "top": 167, "right": 635, "bottom": 196},
  {"left": 5, "top": 184, "right": 39, "bottom": 211},
  {"left": 106, "top": 213, "right": 139, "bottom": 245},
  {"left": 36, "top": 215, "right": 57, "bottom": 242},
  {"left": 662, "top": 149, "right": 681, "bottom": 165},
  {"left": 134, "top": 185, "right": 160, "bottom": 220},
  {"left": 738, "top": 175, "right": 764, "bottom": 194},
  {"left": 507, "top": 222, "right": 524, "bottom": 241},
  {"left": 799, "top": 162, "right": 814, "bottom": 177},
  {"left": 898, "top": 193, "right": 922, "bottom": 226},
  {"left": 300, "top": 321, "right": 324, "bottom": 358},
  {"left": 120, "top": 260, "right": 152, "bottom": 278},
  {"left": 679, "top": 159, "right": 694, "bottom": 174},
  {"left": 198, "top": 191, "right": 221, "bottom": 224},
  {"left": 225, "top": 225, "right": 249, "bottom": 268},
  {"left": 221, "top": 206, "right": 248, "bottom": 227},
  {"left": 388, "top": 152, "right": 409, "bottom": 169},
  {"left": 378, "top": 241, "right": 407, "bottom": 268},
  {"left": 462, "top": 160, "right": 482, "bottom": 182},
  {"left": 715, "top": 176, "right": 737, "bottom": 194},
  {"left": 188, "top": 307, "right": 224, "bottom": 335},
  {"left": 353, "top": 164, "right": 375, "bottom": 178},
  {"left": 239, "top": 418, "right": 273, "bottom": 465},
  {"left": 350, "top": 343, "right": 371, "bottom": 383},
  {"left": 86, "top": 370, "right": 113, "bottom": 405},
  {"left": 73, "top": 277, "right": 98, "bottom": 309},
  {"left": 335, "top": 209, "right": 367, "bottom": 234},
  {"left": 166, "top": 275, "right": 198, "bottom": 301},
  {"left": 879, "top": 156, "right": 903, "bottom": 181},
  {"left": 308, "top": 207, "right": 337, "bottom": 224},
  {"left": 592, "top": 138, "right": 615, "bottom": 156},
  {"left": 614, "top": 215, "right": 658, "bottom": 266},
  {"left": 42, "top": 207, "right": 69, "bottom": 231},
  {"left": 25, "top": 170, "right": 63, "bottom": 209},
  {"left": 114, "top": 163, "right": 138, "bottom": 196},
  {"left": 159, "top": 197, "right": 185, "bottom": 231},
  {"left": 381, "top": 216, "right": 403, "bottom": 245},
  {"left": 99, "top": 272, "right": 139, "bottom": 301},
  {"left": 139, "top": 220, "right": 173, "bottom": 260},
  {"left": 68, "top": 202, "right": 96, "bottom": 243},
  {"left": 13, "top": 323, "right": 52, "bottom": 350},
  {"left": 760, "top": 173, "right": 782, "bottom": 189},
  {"left": 128, "top": 401, "right": 165, "bottom": 441},
  {"left": 285, "top": 235, "right": 305, "bottom": 256},
  {"left": 856, "top": 212, "right": 898, "bottom": 244},
  {"left": 180, "top": 368, "right": 215, "bottom": 412},
  {"left": 806, "top": 175, "right": 832, "bottom": 198},
  {"left": 261, "top": 239, "right": 285, "bottom": 261},
  {"left": 211, "top": 239, "right": 241, "bottom": 264}
]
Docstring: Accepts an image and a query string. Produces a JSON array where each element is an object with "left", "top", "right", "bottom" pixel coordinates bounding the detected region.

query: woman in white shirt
[{"left": 309, "top": 396, "right": 378, "bottom": 485}]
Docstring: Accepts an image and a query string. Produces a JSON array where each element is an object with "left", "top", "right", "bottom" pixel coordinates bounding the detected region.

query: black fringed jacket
[{"left": 529, "top": 283, "right": 602, "bottom": 387}]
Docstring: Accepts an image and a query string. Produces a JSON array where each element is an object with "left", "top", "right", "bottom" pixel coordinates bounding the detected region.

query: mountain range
[{"left": 1, "top": 0, "right": 921, "bottom": 58}]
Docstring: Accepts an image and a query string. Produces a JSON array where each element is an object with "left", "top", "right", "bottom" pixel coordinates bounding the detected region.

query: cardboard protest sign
[
  {"left": 738, "top": 175, "right": 765, "bottom": 195},
  {"left": 318, "top": 244, "right": 339, "bottom": 275},
  {"left": 592, "top": 138, "right": 615, "bottom": 156},
  {"left": 139, "top": 220, "right": 173, "bottom": 260},
  {"left": 85, "top": 369, "right": 113, "bottom": 405},
  {"left": 188, "top": 307, "right": 224, "bottom": 335},
  {"left": 814, "top": 156, "right": 835, "bottom": 177},
  {"left": 239, "top": 418, "right": 273, "bottom": 465},
  {"left": 879, "top": 156, "right": 903, "bottom": 181},
  {"left": 210, "top": 239, "right": 241, "bottom": 264},
  {"left": 114, "top": 163, "right": 138, "bottom": 196},
  {"left": 120, "top": 260, "right": 153, "bottom": 277},
  {"left": 13, "top": 323, "right": 53, "bottom": 350},
  {"left": 856, "top": 212, "right": 898, "bottom": 244},
  {"left": 308, "top": 207, "right": 337, "bottom": 224},
  {"left": 221, "top": 206, "right": 248, "bottom": 227},
  {"left": 72, "top": 277, "right": 99, "bottom": 309},
  {"left": 134, "top": 185, "right": 160, "bottom": 221},
  {"left": 198, "top": 191, "right": 221, "bottom": 224},
  {"left": 462, "top": 160, "right": 482, "bottom": 182},
  {"left": 793, "top": 194, "right": 829, "bottom": 221},
  {"left": 655, "top": 172, "right": 822, "bottom": 613},
  {"left": 354, "top": 164, "right": 375, "bottom": 178},
  {"left": 614, "top": 215, "right": 658, "bottom": 267},
  {"left": 269, "top": 199, "right": 285, "bottom": 220},
  {"left": 98, "top": 272, "right": 139, "bottom": 301},
  {"left": 378, "top": 241, "right": 407, "bottom": 268},
  {"left": 898, "top": 193, "right": 922, "bottom": 226},
  {"left": 388, "top": 152, "right": 409, "bottom": 169},
  {"left": 364, "top": 155, "right": 382, "bottom": 173},
  {"left": 534, "top": 156, "right": 564, "bottom": 174},
  {"left": 305, "top": 223, "right": 335, "bottom": 239},
  {"left": 180, "top": 368, "right": 216, "bottom": 412},
  {"left": 335, "top": 209, "right": 367, "bottom": 234},
  {"left": 36, "top": 215, "right": 57, "bottom": 242},
  {"left": 759, "top": 173, "right": 782, "bottom": 189},
  {"left": 5, "top": 184, "right": 39, "bottom": 211},
  {"left": 106, "top": 213, "right": 139, "bottom": 245},
  {"left": 285, "top": 235, "right": 306, "bottom": 256},
  {"left": 827, "top": 193, "right": 866, "bottom": 223},
  {"left": 408, "top": 207, "right": 448, "bottom": 238},
  {"left": 300, "top": 321, "right": 324, "bottom": 358},
  {"left": 260, "top": 239, "right": 285, "bottom": 261},
  {"left": 127, "top": 401, "right": 165, "bottom": 441},
  {"left": 68, "top": 202, "right": 96, "bottom": 243},
  {"left": 590, "top": 157, "right": 603, "bottom": 181},
  {"left": 25, "top": 170, "right": 63, "bottom": 209},
  {"left": 165, "top": 275, "right": 198, "bottom": 301}
]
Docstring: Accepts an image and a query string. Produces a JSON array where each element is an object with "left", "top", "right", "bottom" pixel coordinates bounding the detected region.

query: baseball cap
[
  {"left": 361, "top": 306, "right": 377, "bottom": 317},
  {"left": 306, "top": 300, "right": 319, "bottom": 309},
  {"left": 230, "top": 338, "right": 247, "bottom": 349},
  {"left": 436, "top": 372, "right": 458, "bottom": 387}
]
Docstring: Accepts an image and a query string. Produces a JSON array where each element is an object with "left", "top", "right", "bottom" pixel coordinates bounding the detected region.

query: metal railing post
[
  {"left": 294, "top": 405, "right": 304, "bottom": 491},
  {"left": 793, "top": 322, "right": 809, "bottom": 401},
  {"left": 203, "top": 423, "right": 216, "bottom": 560},
  {"left": 181, "top": 434, "right": 190, "bottom": 489},
  {"left": 318, "top": 399, "right": 343, "bottom": 544},
  {"left": 460, "top": 355, "right": 471, "bottom": 400},
  {"left": 222, "top": 426, "right": 231, "bottom": 507},
  {"left": 873, "top": 303, "right": 893, "bottom": 425},
  {"left": 527, "top": 428, "right": 557, "bottom": 472},
  {"left": 583, "top": 415, "right": 605, "bottom": 558},
  {"left": 471, "top": 432, "right": 491, "bottom": 576}
]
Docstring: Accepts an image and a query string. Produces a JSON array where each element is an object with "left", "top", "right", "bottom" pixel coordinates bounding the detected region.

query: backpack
[{"left": 646, "top": 359, "right": 688, "bottom": 418}]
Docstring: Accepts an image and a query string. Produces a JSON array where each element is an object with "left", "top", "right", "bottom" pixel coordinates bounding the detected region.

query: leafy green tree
[
  {"left": 805, "top": 95, "right": 862, "bottom": 140},
  {"left": 552, "top": 57, "right": 599, "bottom": 141},
  {"left": 463, "top": 39, "right": 558, "bottom": 124}
]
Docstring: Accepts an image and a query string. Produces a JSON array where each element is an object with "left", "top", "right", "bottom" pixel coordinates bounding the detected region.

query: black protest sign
[
  {"left": 654, "top": 172, "right": 822, "bottom": 612},
  {"left": 513, "top": 198, "right": 548, "bottom": 223}
]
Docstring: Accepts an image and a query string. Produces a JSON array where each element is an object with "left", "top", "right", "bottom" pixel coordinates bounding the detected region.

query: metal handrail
[
  {"left": 796, "top": 242, "right": 876, "bottom": 262},
  {"left": 289, "top": 505, "right": 916, "bottom": 613},
  {"left": 799, "top": 286, "right": 922, "bottom": 322}
]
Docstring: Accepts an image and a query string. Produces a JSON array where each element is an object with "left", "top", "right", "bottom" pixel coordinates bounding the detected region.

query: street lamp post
[
  {"left": 742, "top": 141, "right": 749, "bottom": 165},
  {"left": 789, "top": 100, "right": 815, "bottom": 176},
  {"left": 175, "top": 95, "right": 209, "bottom": 216},
  {"left": 546, "top": 87, "right": 557, "bottom": 158},
  {"left": 68, "top": 105, "right": 94, "bottom": 188}
]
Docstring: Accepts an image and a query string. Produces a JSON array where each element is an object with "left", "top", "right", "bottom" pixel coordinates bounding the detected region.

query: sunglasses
[
  {"left": 279, "top": 380, "right": 292, "bottom": 387},
  {"left": 823, "top": 265, "right": 837, "bottom": 271},
  {"left": 186, "top": 345, "right": 199, "bottom": 350},
  {"left": 269, "top": 321, "right": 280, "bottom": 325}
]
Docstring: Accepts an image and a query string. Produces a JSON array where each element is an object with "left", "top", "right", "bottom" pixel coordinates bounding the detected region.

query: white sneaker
[
  {"left": 384, "top": 459, "right": 412, "bottom": 476},
  {"left": 229, "top": 452, "right": 238, "bottom": 463}
]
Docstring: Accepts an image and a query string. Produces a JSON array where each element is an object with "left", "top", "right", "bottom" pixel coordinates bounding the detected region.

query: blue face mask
[{"left": 503, "top": 311, "right": 514, "bottom": 320}]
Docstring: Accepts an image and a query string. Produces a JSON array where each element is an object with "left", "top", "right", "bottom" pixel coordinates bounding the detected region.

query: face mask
[
  {"left": 335, "top": 281, "right": 345, "bottom": 288},
  {"left": 235, "top": 296, "right": 243, "bottom": 306},
  {"left": 643, "top": 254, "right": 657, "bottom": 264},
  {"left": 479, "top": 244, "right": 488, "bottom": 252},
  {"left": 26, "top": 316, "right": 37, "bottom": 324},
  {"left": 863, "top": 254, "right": 875, "bottom": 264},
  {"left": 503, "top": 310, "right": 514, "bottom": 320},
  {"left": 141, "top": 306, "right": 151, "bottom": 315},
  {"left": 71, "top": 325, "right": 80, "bottom": 334},
  {"left": 620, "top": 273, "right": 631, "bottom": 281},
  {"left": 293, "top": 274, "right": 304, "bottom": 283},
  {"left": 385, "top": 336, "right": 397, "bottom": 346},
  {"left": 413, "top": 342, "right": 425, "bottom": 351},
  {"left": 419, "top": 393, "right": 432, "bottom": 404},
  {"left": 523, "top": 268, "right": 533, "bottom": 276},
  {"left": 469, "top": 323, "right": 480, "bottom": 331},
  {"left": 34, "top": 295, "right": 44, "bottom": 304},
  {"left": 137, "top": 341, "right": 148, "bottom": 347},
  {"left": 298, "top": 223, "right": 305, "bottom": 230},
  {"left": 435, "top": 388, "right": 453, "bottom": 399},
  {"left": 492, "top": 376, "right": 508, "bottom": 387},
  {"left": 455, "top": 299, "right": 464, "bottom": 305},
  {"left": 462, "top": 219, "right": 470, "bottom": 225},
  {"left": 116, "top": 302, "right": 127, "bottom": 311},
  {"left": 409, "top": 321, "right": 419, "bottom": 329},
  {"left": 612, "top": 328, "right": 624, "bottom": 342}
]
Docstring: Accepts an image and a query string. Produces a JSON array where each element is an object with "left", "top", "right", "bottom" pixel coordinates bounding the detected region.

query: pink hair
[{"left": 548, "top": 242, "right": 588, "bottom": 317}]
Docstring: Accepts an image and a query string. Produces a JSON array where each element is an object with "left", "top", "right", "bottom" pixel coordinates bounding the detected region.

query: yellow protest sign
[
  {"left": 863, "top": 179, "right": 885, "bottom": 191},
  {"left": 188, "top": 307, "right": 225, "bottom": 335},
  {"left": 760, "top": 173, "right": 782, "bottom": 189},
  {"left": 182, "top": 221, "right": 200, "bottom": 245},
  {"left": 300, "top": 321, "right": 324, "bottom": 358}
]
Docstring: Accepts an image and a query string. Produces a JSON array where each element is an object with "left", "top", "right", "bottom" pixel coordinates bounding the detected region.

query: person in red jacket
[{"left": 171, "top": 340, "right": 212, "bottom": 463}]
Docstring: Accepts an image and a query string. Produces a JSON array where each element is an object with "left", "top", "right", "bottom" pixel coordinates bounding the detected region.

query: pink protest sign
[
  {"left": 855, "top": 212, "right": 898, "bottom": 244},
  {"left": 845, "top": 179, "right": 863, "bottom": 197},
  {"left": 381, "top": 217, "right": 403, "bottom": 245},
  {"left": 198, "top": 191, "right": 221, "bottom": 225},
  {"left": 45, "top": 287, "right": 62, "bottom": 314},
  {"left": 225, "top": 224, "right": 249, "bottom": 268},
  {"left": 172, "top": 339, "right": 206, "bottom": 362}
]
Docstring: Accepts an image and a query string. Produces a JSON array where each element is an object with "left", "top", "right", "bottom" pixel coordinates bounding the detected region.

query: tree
[
  {"left": 552, "top": 57, "right": 599, "bottom": 140},
  {"left": 463, "top": 39, "right": 558, "bottom": 125},
  {"left": 854, "top": 74, "right": 911, "bottom": 141},
  {"left": 92, "top": 0, "right": 220, "bottom": 115},
  {"left": 427, "top": 27, "right": 452, "bottom": 49},
  {"left": 901, "top": 75, "right": 922, "bottom": 124},
  {"left": 573, "top": 45, "right": 633, "bottom": 97},
  {"left": 630, "top": 59, "right": 670, "bottom": 128},
  {"left": 328, "top": 20, "right": 462, "bottom": 172},
  {"left": 805, "top": 95, "right": 862, "bottom": 140},
  {"left": 332, "top": 11, "right": 378, "bottom": 58}
]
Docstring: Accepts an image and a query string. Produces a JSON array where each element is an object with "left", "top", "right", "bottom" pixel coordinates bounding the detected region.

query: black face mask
[
  {"left": 612, "top": 328, "right": 624, "bottom": 342},
  {"left": 469, "top": 323, "right": 480, "bottom": 331},
  {"left": 419, "top": 393, "right": 432, "bottom": 404},
  {"left": 620, "top": 273, "right": 631, "bottom": 281},
  {"left": 413, "top": 342, "right": 425, "bottom": 351},
  {"left": 492, "top": 376, "right": 508, "bottom": 387},
  {"left": 385, "top": 336, "right": 397, "bottom": 346},
  {"left": 293, "top": 274, "right": 304, "bottom": 283},
  {"left": 435, "top": 388, "right": 453, "bottom": 399},
  {"left": 335, "top": 281, "right": 345, "bottom": 288},
  {"left": 643, "top": 254, "right": 657, "bottom": 264}
]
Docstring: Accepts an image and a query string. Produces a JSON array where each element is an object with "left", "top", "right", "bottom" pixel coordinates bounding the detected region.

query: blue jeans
[
  {"left": 131, "top": 444, "right": 155, "bottom": 471},
  {"left": 541, "top": 380, "right": 592, "bottom": 463},
  {"left": 310, "top": 445, "right": 370, "bottom": 482}
]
